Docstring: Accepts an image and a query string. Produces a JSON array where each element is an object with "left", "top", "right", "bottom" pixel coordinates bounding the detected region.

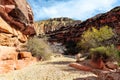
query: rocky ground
[{"left": 0, "top": 55, "right": 97, "bottom": 80}]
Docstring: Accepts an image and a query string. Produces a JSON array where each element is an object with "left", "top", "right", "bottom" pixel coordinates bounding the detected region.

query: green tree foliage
[
  {"left": 27, "top": 37, "right": 53, "bottom": 60},
  {"left": 78, "top": 26, "right": 120, "bottom": 62},
  {"left": 79, "top": 26, "right": 114, "bottom": 51}
]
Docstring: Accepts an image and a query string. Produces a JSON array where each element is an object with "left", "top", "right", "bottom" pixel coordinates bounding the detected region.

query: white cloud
[{"left": 27, "top": 0, "right": 119, "bottom": 21}]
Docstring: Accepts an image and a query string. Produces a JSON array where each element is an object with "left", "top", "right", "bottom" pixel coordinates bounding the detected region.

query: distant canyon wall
[
  {"left": 35, "top": 17, "right": 81, "bottom": 36},
  {"left": 35, "top": 6, "right": 120, "bottom": 54},
  {"left": 48, "top": 6, "right": 120, "bottom": 45}
]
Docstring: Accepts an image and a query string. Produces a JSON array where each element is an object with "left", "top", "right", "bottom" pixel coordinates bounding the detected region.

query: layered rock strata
[
  {"left": 0, "top": 0, "right": 36, "bottom": 73},
  {"left": 48, "top": 6, "right": 120, "bottom": 45},
  {"left": 0, "top": 0, "right": 35, "bottom": 46}
]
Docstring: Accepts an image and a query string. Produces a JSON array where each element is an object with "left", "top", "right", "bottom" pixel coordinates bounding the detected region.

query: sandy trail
[{"left": 0, "top": 56, "right": 96, "bottom": 80}]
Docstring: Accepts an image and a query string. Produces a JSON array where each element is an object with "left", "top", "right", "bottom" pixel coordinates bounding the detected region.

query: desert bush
[
  {"left": 77, "top": 26, "right": 120, "bottom": 62},
  {"left": 78, "top": 26, "right": 114, "bottom": 51},
  {"left": 90, "top": 45, "right": 120, "bottom": 62},
  {"left": 115, "top": 50, "right": 120, "bottom": 63},
  {"left": 27, "top": 37, "right": 53, "bottom": 60}
]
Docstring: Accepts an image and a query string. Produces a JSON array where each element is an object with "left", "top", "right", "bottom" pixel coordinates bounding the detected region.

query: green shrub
[
  {"left": 27, "top": 37, "right": 53, "bottom": 60},
  {"left": 77, "top": 26, "right": 120, "bottom": 62},
  {"left": 90, "top": 45, "right": 120, "bottom": 62},
  {"left": 78, "top": 26, "right": 114, "bottom": 51},
  {"left": 115, "top": 50, "right": 120, "bottom": 63}
]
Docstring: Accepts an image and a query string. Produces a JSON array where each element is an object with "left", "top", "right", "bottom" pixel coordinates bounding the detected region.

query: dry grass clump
[{"left": 27, "top": 37, "right": 53, "bottom": 60}]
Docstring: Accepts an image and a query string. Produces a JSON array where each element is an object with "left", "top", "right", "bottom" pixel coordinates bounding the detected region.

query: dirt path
[{"left": 0, "top": 56, "right": 96, "bottom": 80}]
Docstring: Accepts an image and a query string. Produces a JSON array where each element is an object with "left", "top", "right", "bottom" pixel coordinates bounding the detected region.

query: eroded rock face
[
  {"left": 41, "top": 6, "right": 120, "bottom": 55},
  {"left": 0, "top": 0, "right": 35, "bottom": 46},
  {"left": 0, "top": 46, "right": 37, "bottom": 74},
  {"left": 47, "top": 6, "right": 120, "bottom": 43},
  {"left": 0, "top": 0, "right": 36, "bottom": 74},
  {"left": 35, "top": 17, "right": 81, "bottom": 36}
]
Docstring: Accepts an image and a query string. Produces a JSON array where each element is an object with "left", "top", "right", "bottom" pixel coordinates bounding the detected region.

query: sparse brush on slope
[
  {"left": 78, "top": 26, "right": 120, "bottom": 63},
  {"left": 78, "top": 26, "right": 114, "bottom": 52},
  {"left": 27, "top": 37, "right": 53, "bottom": 60}
]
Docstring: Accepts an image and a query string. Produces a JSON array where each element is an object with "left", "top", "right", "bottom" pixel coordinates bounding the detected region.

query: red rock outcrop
[
  {"left": 69, "top": 60, "right": 120, "bottom": 80},
  {"left": 35, "top": 17, "right": 81, "bottom": 36},
  {"left": 0, "top": 0, "right": 35, "bottom": 46},
  {"left": 0, "top": 0, "right": 37, "bottom": 74},
  {"left": 69, "top": 63, "right": 92, "bottom": 71},
  {"left": 0, "top": 46, "right": 37, "bottom": 74},
  {"left": 48, "top": 6, "right": 120, "bottom": 45}
]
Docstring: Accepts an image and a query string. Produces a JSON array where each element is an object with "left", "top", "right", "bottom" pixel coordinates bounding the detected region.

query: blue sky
[{"left": 27, "top": 0, "right": 120, "bottom": 21}]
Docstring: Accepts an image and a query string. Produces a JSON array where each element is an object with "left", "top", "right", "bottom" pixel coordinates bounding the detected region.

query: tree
[{"left": 78, "top": 26, "right": 114, "bottom": 51}]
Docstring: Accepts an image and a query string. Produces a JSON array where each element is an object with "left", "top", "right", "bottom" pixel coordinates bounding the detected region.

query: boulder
[
  {"left": 0, "top": 46, "right": 37, "bottom": 74},
  {"left": 69, "top": 63, "right": 92, "bottom": 71},
  {"left": 105, "top": 61, "right": 118, "bottom": 70}
]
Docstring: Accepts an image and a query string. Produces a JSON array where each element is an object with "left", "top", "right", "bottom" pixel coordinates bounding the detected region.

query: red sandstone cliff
[
  {"left": 48, "top": 6, "right": 120, "bottom": 45},
  {"left": 0, "top": 0, "right": 37, "bottom": 74},
  {"left": 35, "top": 17, "right": 81, "bottom": 36},
  {"left": 0, "top": 0, "right": 35, "bottom": 46}
]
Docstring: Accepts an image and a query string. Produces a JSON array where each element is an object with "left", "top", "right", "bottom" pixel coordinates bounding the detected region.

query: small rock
[
  {"left": 75, "top": 53, "right": 82, "bottom": 62},
  {"left": 105, "top": 61, "right": 118, "bottom": 70}
]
